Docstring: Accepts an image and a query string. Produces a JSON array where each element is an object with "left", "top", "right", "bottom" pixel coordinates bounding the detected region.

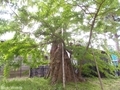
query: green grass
[{"left": 0, "top": 77, "right": 120, "bottom": 90}]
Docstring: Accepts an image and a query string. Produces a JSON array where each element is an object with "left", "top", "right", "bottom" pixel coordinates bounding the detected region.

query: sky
[{"left": 0, "top": 32, "right": 15, "bottom": 40}]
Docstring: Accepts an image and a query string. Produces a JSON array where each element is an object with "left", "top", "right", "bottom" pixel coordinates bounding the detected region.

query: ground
[{"left": 0, "top": 77, "right": 120, "bottom": 90}]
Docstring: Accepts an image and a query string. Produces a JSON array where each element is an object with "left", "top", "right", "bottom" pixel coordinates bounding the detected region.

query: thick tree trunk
[{"left": 49, "top": 40, "right": 84, "bottom": 84}]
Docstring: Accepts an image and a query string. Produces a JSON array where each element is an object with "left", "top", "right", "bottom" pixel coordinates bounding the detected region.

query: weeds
[{"left": 0, "top": 77, "right": 120, "bottom": 90}]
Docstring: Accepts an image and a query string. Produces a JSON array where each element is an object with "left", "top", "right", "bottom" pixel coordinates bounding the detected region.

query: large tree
[{"left": 0, "top": 0, "right": 120, "bottom": 85}]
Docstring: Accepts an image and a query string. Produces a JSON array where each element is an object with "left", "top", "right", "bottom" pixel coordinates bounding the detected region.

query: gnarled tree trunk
[{"left": 48, "top": 40, "right": 84, "bottom": 84}]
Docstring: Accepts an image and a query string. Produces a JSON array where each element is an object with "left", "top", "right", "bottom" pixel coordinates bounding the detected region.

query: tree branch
[
  {"left": 86, "top": 0, "right": 106, "bottom": 50},
  {"left": 77, "top": 4, "right": 94, "bottom": 18}
]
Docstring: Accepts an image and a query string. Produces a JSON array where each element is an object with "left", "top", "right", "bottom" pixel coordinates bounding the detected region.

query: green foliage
[
  {"left": 0, "top": 37, "right": 49, "bottom": 77},
  {"left": 3, "top": 63, "right": 10, "bottom": 78},
  {"left": 72, "top": 45, "right": 115, "bottom": 77}
]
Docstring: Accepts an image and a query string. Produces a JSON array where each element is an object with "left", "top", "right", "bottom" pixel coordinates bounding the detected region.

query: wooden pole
[
  {"left": 62, "top": 28, "right": 65, "bottom": 89},
  {"left": 92, "top": 48, "right": 104, "bottom": 90}
]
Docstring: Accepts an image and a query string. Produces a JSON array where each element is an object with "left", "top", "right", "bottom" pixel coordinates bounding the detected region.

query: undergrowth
[{"left": 0, "top": 77, "right": 120, "bottom": 90}]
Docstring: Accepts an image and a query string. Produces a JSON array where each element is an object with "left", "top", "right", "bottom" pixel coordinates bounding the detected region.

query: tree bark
[{"left": 48, "top": 40, "right": 84, "bottom": 84}]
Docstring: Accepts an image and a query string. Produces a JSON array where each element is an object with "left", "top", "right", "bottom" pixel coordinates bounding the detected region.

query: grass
[{"left": 0, "top": 77, "right": 120, "bottom": 90}]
